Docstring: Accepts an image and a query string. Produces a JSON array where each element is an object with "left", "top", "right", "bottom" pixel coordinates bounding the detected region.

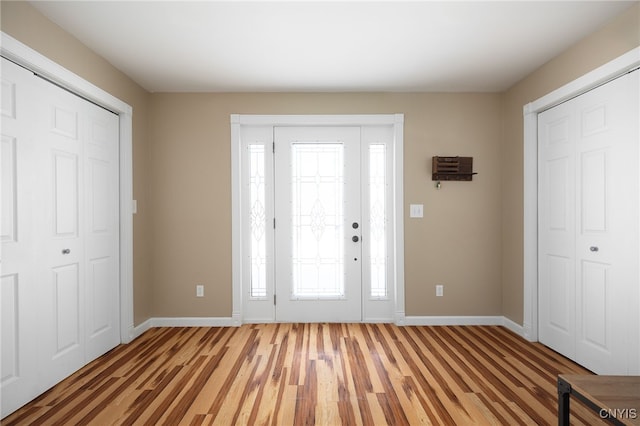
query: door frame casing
[
  {"left": 231, "top": 114, "right": 405, "bottom": 325},
  {"left": 522, "top": 46, "right": 640, "bottom": 374},
  {"left": 1, "top": 32, "right": 135, "bottom": 343}
]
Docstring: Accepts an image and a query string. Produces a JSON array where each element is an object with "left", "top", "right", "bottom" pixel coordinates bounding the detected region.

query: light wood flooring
[{"left": 3, "top": 323, "right": 604, "bottom": 425}]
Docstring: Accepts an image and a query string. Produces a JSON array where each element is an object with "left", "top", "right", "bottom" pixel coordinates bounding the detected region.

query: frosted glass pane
[
  {"left": 369, "top": 144, "right": 387, "bottom": 298},
  {"left": 249, "top": 144, "right": 267, "bottom": 298},
  {"left": 291, "top": 143, "right": 344, "bottom": 298}
]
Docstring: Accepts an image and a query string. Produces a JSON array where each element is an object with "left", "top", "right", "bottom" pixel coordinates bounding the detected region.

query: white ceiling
[{"left": 30, "top": 1, "right": 637, "bottom": 93}]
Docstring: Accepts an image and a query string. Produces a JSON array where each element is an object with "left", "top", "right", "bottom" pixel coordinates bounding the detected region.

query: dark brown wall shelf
[{"left": 432, "top": 156, "right": 477, "bottom": 181}]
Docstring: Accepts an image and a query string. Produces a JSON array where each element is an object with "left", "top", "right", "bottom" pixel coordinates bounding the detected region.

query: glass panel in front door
[{"left": 291, "top": 143, "right": 345, "bottom": 298}]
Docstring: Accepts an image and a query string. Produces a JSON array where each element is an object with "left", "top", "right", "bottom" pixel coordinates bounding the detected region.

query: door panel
[
  {"left": 88, "top": 159, "right": 110, "bottom": 232},
  {"left": 579, "top": 150, "right": 606, "bottom": 232},
  {"left": 580, "top": 261, "right": 609, "bottom": 349},
  {"left": 37, "top": 78, "right": 86, "bottom": 388},
  {"left": 1, "top": 274, "right": 19, "bottom": 384},
  {"left": 53, "top": 152, "right": 80, "bottom": 237},
  {"left": 275, "top": 127, "right": 362, "bottom": 322},
  {"left": 538, "top": 101, "right": 576, "bottom": 357},
  {"left": 546, "top": 157, "right": 570, "bottom": 231},
  {"left": 574, "top": 71, "right": 638, "bottom": 374},
  {"left": 88, "top": 257, "right": 113, "bottom": 336},
  {"left": 51, "top": 105, "right": 78, "bottom": 139},
  {"left": 545, "top": 255, "right": 571, "bottom": 332},
  {"left": 84, "top": 104, "right": 119, "bottom": 360},
  {"left": 2, "top": 135, "right": 17, "bottom": 242},
  {"left": 52, "top": 264, "right": 81, "bottom": 356}
]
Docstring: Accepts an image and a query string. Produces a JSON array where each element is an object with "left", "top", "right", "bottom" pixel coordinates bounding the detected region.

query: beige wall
[
  {"left": 501, "top": 3, "right": 640, "bottom": 324},
  {"left": 149, "top": 93, "right": 503, "bottom": 317},
  {"left": 1, "top": 1, "right": 154, "bottom": 325},
  {"left": 2, "top": 1, "right": 638, "bottom": 324}
]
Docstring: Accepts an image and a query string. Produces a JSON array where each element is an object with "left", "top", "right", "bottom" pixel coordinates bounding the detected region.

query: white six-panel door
[
  {"left": 1, "top": 57, "right": 41, "bottom": 418},
  {"left": 538, "top": 70, "right": 639, "bottom": 374},
  {"left": 1, "top": 57, "right": 120, "bottom": 417}
]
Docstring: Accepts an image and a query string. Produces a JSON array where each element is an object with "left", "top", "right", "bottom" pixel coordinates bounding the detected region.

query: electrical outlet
[
  {"left": 196, "top": 284, "right": 204, "bottom": 297},
  {"left": 436, "top": 285, "right": 444, "bottom": 297}
]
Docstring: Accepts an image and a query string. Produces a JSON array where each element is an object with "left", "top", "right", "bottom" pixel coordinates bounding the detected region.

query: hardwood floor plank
[
  {"left": 396, "top": 326, "right": 468, "bottom": 424},
  {"left": 206, "top": 326, "right": 256, "bottom": 418},
  {"left": 245, "top": 343, "right": 279, "bottom": 426},
  {"left": 2, "top": 324, "right": 610, "bottom": 425},
  {"left": 269, "top": 366, "right": 290, "bottom": 426},
  {"left": 472, "top": 391, "right": 516, "bottom": 425},
  {"left": 288, "top": 324, "right": 306, "bottom": 386},
  {"left": 388, "top": 327, "right": 454, "bottom": 424},
  {"left": 164, "top": 349, "right": 227, "bottom": 424}
]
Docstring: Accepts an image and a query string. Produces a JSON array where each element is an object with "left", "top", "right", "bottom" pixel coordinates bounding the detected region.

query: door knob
[
  {"left": 352, "top": 236, "right": 359, "bottom": 242},
  {"left": 352, "top": 222, "right": 359, "bottom": 229},
  {"left": 62, "top": 249, "right": 71, "bottom": 254},
  {"left": 590, "top": 246, "right": 599, "bottom": 252}
]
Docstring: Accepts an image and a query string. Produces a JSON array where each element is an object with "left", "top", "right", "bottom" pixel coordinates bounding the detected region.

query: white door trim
[
  {"left": 231, "top": 114, "right": 405, "bottom": 325},
  {"left": 522, "top": 46, "right": 640, "bottom": 353},
  {"left": 1, "top": 32, "right": 135, "bottom": 343}
]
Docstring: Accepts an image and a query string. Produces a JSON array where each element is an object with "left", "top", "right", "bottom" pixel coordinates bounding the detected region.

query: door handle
[
  {"left": 590, "top": 246, "right": 599, "bottom": 252},
  {"left": 62, "top": 249, "right": 71, "bottom": 255},
  {"left": 352, "top": 236, "right": 359, "bottom": 243}
]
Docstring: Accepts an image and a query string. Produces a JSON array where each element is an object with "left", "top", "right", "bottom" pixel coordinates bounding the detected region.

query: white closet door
[
  {"left": 32, "top": 73, "right": 87, "bottom": 389},
  {"left": 538, "top": 96, "right": 577, "bottom": 359},
  {"left": 82, "top": 89, "right": 120, "bottom": 362},
  {"left": 573, "top": 71, "right": 638, "bottom": 373},
  {"left": 1, "top": 57, "right": 120, "bottom": 417},
  {"left": 539, "top": 70, "right": 639, "bottom": 374},
  {"left": 1, "top": 57, "right": 41, "bottom": 418}
]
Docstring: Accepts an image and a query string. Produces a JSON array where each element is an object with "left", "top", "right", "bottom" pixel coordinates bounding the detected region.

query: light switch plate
[{"left": 409, "top": 204, "right": 424, "bottom": 218}]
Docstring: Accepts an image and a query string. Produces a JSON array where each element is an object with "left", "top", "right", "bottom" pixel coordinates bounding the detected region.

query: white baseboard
[
  {"left": 500, "top": 316, "right": 526, "bottom": 338},
  {"left": 125, "top": 315, "right": 528, "bottom": 343},
  {"left": 242, "top": 318, "right": 276, "bottom": 324},
  {"left": 404, "top": 315, "right": 504, "bottom": 326},
  {"left": 126, "top": 317, "right": 237, "bottom": 342},
  {"left": 130, "top": 318, "right": 153, "bottom": 341},
  {"left": 404, "top": 315, "right": 528, "bottom": 339},
  {"left": 231, "top": 311, "right": 242, "bottom": 326},
  {"left": 151, "top": 317, "right": 237, "bottom": 327}
]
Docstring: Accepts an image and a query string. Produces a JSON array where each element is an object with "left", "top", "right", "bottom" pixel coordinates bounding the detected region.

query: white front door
[
  {"left": 238, "top": 118, "right": 399, "bottom": 324},
  {"left": 538, "top": 70, "right": 639, "bottom": 374},
  {"left": 274, "top": 127, "right": 362, "bottom": 322}
]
